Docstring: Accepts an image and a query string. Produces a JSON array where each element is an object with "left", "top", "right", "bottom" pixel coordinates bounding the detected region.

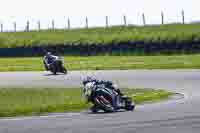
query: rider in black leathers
[
  {"left": 43, "top": 52, "right": 58, "bottom": 70},
  {"left": 83, "top": 77, "right": 123, "bottom": 111}
]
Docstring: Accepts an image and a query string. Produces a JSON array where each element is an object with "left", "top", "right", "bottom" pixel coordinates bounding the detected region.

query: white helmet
[{"left": 83, "top": 82, "right": 95, "bottom": 97}]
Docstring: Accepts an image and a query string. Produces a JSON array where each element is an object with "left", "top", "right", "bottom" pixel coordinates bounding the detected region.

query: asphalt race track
[{"left": 0, "top": 70, "right": 200, "bottom": 133}]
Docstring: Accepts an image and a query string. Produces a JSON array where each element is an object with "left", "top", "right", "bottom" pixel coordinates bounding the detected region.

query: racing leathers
[
  {"left": 86, "top": 79, "right": 123, "bottom": 111},
  {"left": 43, "top": 54, "right": 58, "bottom": 70}
]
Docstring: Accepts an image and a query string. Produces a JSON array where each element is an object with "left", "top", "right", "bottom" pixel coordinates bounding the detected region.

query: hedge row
[
  {"left": 1, "top": 40, "right": 200, "bottom": 57},
  {"left": 1, "top": 24, "right": 200, "bottom": 56},
  {"left": 0, "top": 24, "right": 200, "bottom": 48}
]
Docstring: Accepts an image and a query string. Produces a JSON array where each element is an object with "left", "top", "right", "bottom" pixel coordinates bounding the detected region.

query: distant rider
[{"left": 43, "top": 52, "right": 58, "bottom": 70}]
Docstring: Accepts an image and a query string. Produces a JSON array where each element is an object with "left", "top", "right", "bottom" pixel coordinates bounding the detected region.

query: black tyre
[
  {"left": 53, "top": 71, "right": 57, "bottom": 75},
  {"left": 124, "top": 97, "right": 135, "bottom": 111},
  {"left": 125, "top": 104, "right": 135, "bottom": 111},
  {"left": 51, "top": 65, "right": 57, "bottom": 75},
  {"left": 90, "top": 105, "right": 99, "bottom": 113}
]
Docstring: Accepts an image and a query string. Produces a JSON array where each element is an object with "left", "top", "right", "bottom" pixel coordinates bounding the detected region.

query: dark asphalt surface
[{"left": 0, "top": 70, "right": 200, "bottom": 133}]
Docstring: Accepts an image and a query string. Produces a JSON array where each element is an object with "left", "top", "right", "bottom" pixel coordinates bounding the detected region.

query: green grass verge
[
  {"left": 0, "top": 23, "right": 200, "bottom": 48},
  {"left": 0, "top": 88, "right": 173, "bottom": 117},
  {"left": 0, "top": 54, "right": 200, "bottom": 71}
]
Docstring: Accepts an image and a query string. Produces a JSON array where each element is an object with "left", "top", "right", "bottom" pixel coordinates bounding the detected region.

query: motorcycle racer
[
  {"left": 82, "top": 77, "right": 123, "bottom": 111},
  {"left": 43, "top": 52, "right": 58, "bottom": 70}
]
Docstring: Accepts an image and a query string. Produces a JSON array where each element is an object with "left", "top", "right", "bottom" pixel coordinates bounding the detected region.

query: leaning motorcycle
[
  {"left": 43, "top": 56, "right": 67, "bottom": 75},
  {"left": 83, "top": 80, "right": 135, "bottom": 113}
]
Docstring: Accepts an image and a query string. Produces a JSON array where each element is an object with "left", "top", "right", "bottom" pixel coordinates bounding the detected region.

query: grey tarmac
[{"left": 0, "top": 70, "right": 200, "bottom": 133}]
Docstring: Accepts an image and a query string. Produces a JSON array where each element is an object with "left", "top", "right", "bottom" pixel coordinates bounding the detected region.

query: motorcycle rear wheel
[{"left": 125, "top": 98, "right": 135, "bottom": 111}]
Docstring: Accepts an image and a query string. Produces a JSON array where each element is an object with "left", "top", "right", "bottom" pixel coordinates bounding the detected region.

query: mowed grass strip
[
  {"left": 0, "top": 54, "right": 200, "bottom": 71},
  {"left": 0, "top": 88, "right": 87, "bottom": 117},
  {"left": 0, "top": 88, "right": 173, "bottom": 117},
  {"left": 0, "top": 24, "right": 200, "bottom": 48},
  {"left": 124, "top": 89, "right": 173, "bottom": 104}
]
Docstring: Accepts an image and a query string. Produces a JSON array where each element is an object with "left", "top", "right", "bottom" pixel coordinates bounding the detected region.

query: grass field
[
  {"left": 0, "top": 24, "right": 200, "bottom": 48},
  {"left": 0, "top": 88, "right": 173, "bottom": 117},
  {"left": 0, "top": 54, "right": 200, "bottom": 71}
]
